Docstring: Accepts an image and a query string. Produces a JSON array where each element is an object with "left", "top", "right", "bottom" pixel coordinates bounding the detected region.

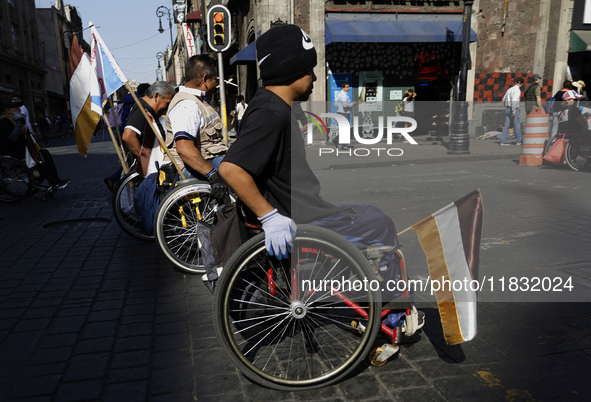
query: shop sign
[
  {"left": 173, "top": 0, "right": 187, "bottom": 24},
  {"left": 416, "top": 51, "right": 449, "bottom": 82}
]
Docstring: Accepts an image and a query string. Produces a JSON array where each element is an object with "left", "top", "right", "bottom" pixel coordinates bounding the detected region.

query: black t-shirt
[
  {"left": 554, "top": 90, "right": 568, "bottom": 112},
  {"left": 0, "top": 117, "right": 26, "bottom": 160},
  {"left": 223, "top": 88, "right": 339, "bottom": 223},
  {"left": 125, "top": 99, "right": 158, "bottom": 142},
  {"left": 567, "top": 105, "right": 587, "bottom": 133}
]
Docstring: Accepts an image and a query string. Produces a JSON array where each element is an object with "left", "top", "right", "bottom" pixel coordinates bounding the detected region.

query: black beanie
[{"left": 256, "top": 25, "right": 317, "bottom": 86}]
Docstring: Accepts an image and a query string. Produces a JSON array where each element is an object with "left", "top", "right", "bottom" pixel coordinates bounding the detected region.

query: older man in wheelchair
[{"left": 0, "top": 101, "right": 70, "bottom": 200}]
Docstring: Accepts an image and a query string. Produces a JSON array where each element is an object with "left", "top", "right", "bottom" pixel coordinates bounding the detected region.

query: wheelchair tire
[
  {"left": 213, "top": 224, "right": 382, "bottom": 391},
  {"left": 112, "top": 171, "right": 154, "bottom": 242},
  {"left": 543, "top": 134, "right": 559, "bottom": 157},
  {"left": 0, "top": 156, "right": 33, "bottom": 203},
  {"left": 565, "top": 133, "right": 591, "bottom": 171},
  {"left": 154, "top": 179, "right": 217, "bottom": 274}
]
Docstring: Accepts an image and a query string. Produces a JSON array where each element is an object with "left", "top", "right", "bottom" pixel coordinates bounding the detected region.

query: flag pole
[
  {"left": 397, "top": 226, "right": 413, "bottom": 237},
  {"left": 124, "top": 81, "right": 186, "bottom": 180},
  {"left": 102, "top": 115, "right": 129, "bottom": 174},
  {"left": 109, "top": 96, "right": 126, "bottom": 157},
  {"left": 397, "top": 214, "right": 431, "bottom": 237}
]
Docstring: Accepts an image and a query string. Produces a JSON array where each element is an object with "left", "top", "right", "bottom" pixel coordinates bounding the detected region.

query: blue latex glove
[{"left": 258, "top": 209, "right": 297, "bottom": 259}]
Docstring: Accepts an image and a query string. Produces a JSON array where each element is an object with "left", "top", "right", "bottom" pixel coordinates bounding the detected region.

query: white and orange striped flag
[
  {"left": 69, "top": 34, "right": 101, "bottom": 156},
  {"left": 411, "top": 190, "right": 484, "bottom": 345},
  {"left": 69, "top": 25, "right": 127, "bottom": 156}
]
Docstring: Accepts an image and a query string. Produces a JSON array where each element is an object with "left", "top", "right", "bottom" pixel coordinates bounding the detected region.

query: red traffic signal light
[{"left": 207, "top": 5, "right": 231, "bottom": 52}]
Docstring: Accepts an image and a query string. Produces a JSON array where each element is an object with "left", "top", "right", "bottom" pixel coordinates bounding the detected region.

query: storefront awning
[
  {"left": 325, "top": 20, "right": 477, "bottom": 45},
  {"left": 570, "top": 30, "right": 591, "bottom": 52},
  {"left": 230, "top": 20, "right": 477, "bottom": 65},
  {"left": 230, "top": 42, "right": 256, "bottom": 65}
]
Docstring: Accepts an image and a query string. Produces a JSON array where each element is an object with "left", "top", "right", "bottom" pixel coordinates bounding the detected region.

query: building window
[
  {"left": 12, "top": 25, "right": 20, "bottom": 51},
  {"left": 24, "top": 30, "right": 31, "bottom": 58}
]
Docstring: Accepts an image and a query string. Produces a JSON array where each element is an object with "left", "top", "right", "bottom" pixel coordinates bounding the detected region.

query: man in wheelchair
[
  {"left": 215, "top": 26, "right": 425, "bottom": 382},
  {"left": 0, "top": 101, "right": 70, "bottom": 193},
  {"left": 164, "top": 55, "right": 230, "bottom": 203}
]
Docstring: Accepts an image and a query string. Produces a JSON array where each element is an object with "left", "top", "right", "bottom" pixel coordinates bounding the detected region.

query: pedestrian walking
[
  {"left": 230, "top": 95, "right": 248, "bottom": 134},
  {"left": 524, "top": 74, "right": 542, "bottom": 115},
  {"left": 499, "top": 77, "right": 524, "bottom": 146},
  {"left": 550, "top": 81, "right": 573, "bottom": 137},
  {"left": 334, "top": 81, "right": 356, "bottom": 149},
  {"left": 36, "top": 113, "right": 51, "bottom": 146}
]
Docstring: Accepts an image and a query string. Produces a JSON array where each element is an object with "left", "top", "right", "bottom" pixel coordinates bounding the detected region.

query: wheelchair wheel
[
  {"left": 543, "top": 134, "right": 559, "bottom": 156},
  {"left": 565, "top": 133, "right": 591, "bottom": 171},
  {"left": 213, "top": 224, "right": 382, "bottom": 391},
  {"left": 154, "top": 179, "right": 217, "bottom": 274},
  {"left": 0, "top": 156, "right": 33, "bottom": 203},
  {"left": 112, "top": 171, "right": 154, "bottom": 242}
]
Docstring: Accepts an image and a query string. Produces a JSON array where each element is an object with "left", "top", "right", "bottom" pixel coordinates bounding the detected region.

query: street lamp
[
  {"left": 157, "top": 6, "right": 175, "bottom": 85},
  {"left": 156, "top": 51, "right": 164, "bottom": 69},
  {"left": 449, "top": 0, "right": 474, "bottom": 154},
  {"left": 156, "top": 68, "right": 162, "bottom": 81}
]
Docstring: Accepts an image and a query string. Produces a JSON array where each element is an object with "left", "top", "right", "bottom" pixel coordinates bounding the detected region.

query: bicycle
[
  {"left": 212, "top": 224, "right": 421, "bottom": 391},
  {"left": 0, "top": 155, "right": 67, "bottom": 202},
  {"left": 565, "top": 132, "right": 591, "bottom": 171}
]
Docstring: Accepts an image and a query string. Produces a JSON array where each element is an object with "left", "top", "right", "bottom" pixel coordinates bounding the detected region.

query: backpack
[
  {"left": 544, "top": 96, "right": 555, "bottom": 114},
  {"left": 134, "top": 172, "right": 160, "bottom": 235}
]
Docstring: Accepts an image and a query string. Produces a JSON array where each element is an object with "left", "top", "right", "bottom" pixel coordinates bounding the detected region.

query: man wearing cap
[
  {"left": 499, "top": 77, "right": 525, "bottom": 146},
  {"left": 524, "top": 74, "right": 542, "bottom": 115},
  {"left": 219, "top": 25, "right": 399, "bottom": 262}
]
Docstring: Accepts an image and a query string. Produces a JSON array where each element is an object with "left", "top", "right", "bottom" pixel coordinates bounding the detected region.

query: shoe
[
  {"left": 500, "top": 143, "right": 510, "bottom": 146},
  {"left": 104, "top": 177, "right": 114, "bottom": 193},
  {"left": 341, "top": 145, "right": 352, "bottom": 150},
  {"left": 516, "top": 142, "right": 522, "bottom": 145},
  {"left": 56, "top": 179, "right": 71, "bottom": 190}
]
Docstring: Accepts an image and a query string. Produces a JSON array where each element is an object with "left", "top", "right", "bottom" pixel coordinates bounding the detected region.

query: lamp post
[
  {"left": 156, "top": 52, "right": 166, "bottom": 82},
  {"left": 157, "top": 6, "right": 175, "bottom": 85},
  {"left": 449, "top": 0, "right": 474, "bottom": 154},
  {"left": 156, "top": 69, "right": 162, "bottom": 81}
]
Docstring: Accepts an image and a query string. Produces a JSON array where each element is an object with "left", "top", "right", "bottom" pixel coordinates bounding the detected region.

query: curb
[{"left": 323, "top": 153, "right": 523, "bottom": 170}]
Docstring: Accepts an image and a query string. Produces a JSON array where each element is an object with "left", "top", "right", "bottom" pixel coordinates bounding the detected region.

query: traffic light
[{"left": 207, "top": 5, "right": 231, "bottom": 52}]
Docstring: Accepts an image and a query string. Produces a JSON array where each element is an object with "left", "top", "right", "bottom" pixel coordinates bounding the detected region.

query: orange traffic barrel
[{"left": 519, "top": 107, "right": 549, "bottom": 166}]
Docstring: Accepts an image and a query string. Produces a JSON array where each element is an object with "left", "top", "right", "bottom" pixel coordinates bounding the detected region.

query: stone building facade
[
  {"left": 0, "top": 0, "right": 46, "bottom": 119},
  {"left": 35, "top": 0, "right": 84, "bottom": 121}
]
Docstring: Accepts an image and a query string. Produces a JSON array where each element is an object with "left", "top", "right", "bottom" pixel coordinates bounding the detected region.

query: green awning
[{"left": 570, "top": 30, "right": 591, "bottom": 52}]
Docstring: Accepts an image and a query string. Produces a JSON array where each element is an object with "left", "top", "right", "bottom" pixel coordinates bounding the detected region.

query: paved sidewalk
[{"left": 1, "top": 134, "right": 590, "bottom": 401}]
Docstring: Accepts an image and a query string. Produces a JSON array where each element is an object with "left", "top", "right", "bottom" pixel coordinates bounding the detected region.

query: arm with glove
[
  {"left": 176, "top": 138, "right": 229, "bottom": 202},
  {"left": 219, "top": 161, "right": 296, "bottom": 260}
]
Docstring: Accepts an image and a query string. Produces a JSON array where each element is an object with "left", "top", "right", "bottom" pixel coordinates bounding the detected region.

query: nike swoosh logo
[
  {"left": 301, "top": 29, "right": 314, "bottom": 50},
  {"left": 258, "top": 53, "right": 271, "bottom": 66}
]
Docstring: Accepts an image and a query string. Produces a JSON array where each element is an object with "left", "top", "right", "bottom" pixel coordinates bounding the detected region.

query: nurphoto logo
[{"left": 304, "top": 112, "right": 419, "bottom": 157}]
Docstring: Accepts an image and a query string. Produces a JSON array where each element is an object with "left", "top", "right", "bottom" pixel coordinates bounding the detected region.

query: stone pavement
[{"left": 1, "top": 133, "right": 591, "bottom": 401}]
